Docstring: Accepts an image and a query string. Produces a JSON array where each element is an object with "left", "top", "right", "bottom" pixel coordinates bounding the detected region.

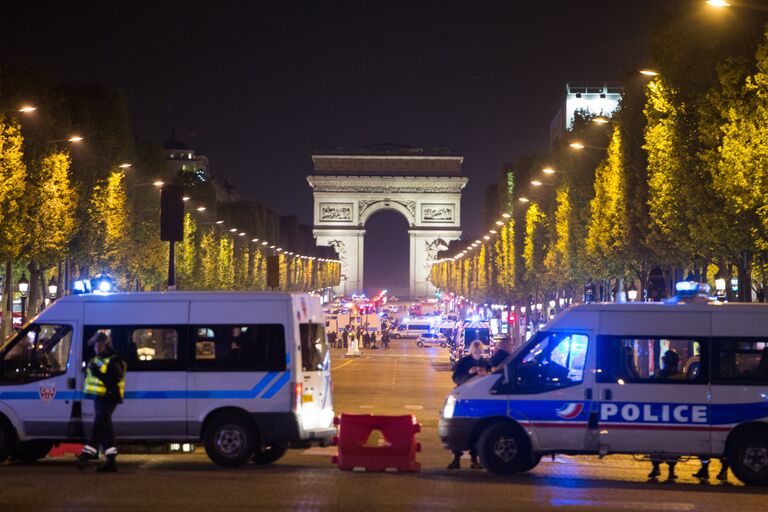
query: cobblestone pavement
[{"left": 2, "top": 340, "right": 767, "bottom": 511}]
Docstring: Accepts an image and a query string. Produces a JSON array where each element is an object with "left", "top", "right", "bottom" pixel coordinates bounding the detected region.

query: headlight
[{"left": 442, "top": 395, "right": 456, "bottom": 419}]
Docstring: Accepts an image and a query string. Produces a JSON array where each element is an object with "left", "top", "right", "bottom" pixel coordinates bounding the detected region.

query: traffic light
[{"left": 160, "top": 185, "right": 184, "bottom": 242}]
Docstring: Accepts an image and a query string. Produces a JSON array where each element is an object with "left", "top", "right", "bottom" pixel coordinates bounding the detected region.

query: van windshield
[
  {"left": 0, "top": 324, "right": 72, "bottom": 383},
  {"left": 299, "top": 323, "right": 329, "bottom": 372}
]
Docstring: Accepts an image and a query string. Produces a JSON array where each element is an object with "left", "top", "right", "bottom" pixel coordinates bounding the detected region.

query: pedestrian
[
  {"left": 76, "top": 332, "right": 126, "bottom": 472},
  {"left": 342, "top": 329, "right": 349, "bottom": 349},
  {"left": 693, "top": 457, "right": 729, "bottom": 481},
  {"left": 447, "top": 341, "right": 490, "bottom": 470},
  {"left": 363, "top": 331, "right": 371, "bottom": 348},
  {"left": 490, "top": 337, "right": 514, "bottom": 371},
  {"left": 370, "top": 330, "right": 378, "bottom": 349},
  {"left": 382, "top": 331, "right": 390, "bottom": 349}
]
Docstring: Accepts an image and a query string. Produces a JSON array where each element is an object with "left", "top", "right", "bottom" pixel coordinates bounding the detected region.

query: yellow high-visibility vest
[{"left": 84, "top": 356, "right": 125, "bottom": 399}]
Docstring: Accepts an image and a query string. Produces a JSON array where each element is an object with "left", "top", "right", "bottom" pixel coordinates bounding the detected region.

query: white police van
[
  {"left": 0, "top": 292, "right": 335, "bottom": 467},
  {"left": 439, "top": 286, "right": 768, "bottom": 485}
]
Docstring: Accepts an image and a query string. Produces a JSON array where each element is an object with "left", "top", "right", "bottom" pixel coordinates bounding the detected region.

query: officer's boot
[
  {"left": 447, "top": 452, "right": 461, "bottom": 470},
  {"left": 75, "top": 445, "right": 98, "bottom": 471},
  {"left": 647, "top": 461, "right": 661, "bottom": 479},
  {"left": 716, "top": 462, "right": 729, "bottom": 481},
  {"left": 693, "top": 461, "right": 710, "bottom": 480},
  {"left": 96, "top": 454, "right": 117, "bottom": 473}
]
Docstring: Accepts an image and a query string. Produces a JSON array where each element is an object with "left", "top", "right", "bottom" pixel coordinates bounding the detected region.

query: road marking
[
  {"left": 331, "top": 359, "right": 357, "bottom": 371},
  {"left": 359, "top": 405, "right": 374, "bottom": 409},
  {"left": 404, "top": 405, "right": 423, "bottom": 410}
]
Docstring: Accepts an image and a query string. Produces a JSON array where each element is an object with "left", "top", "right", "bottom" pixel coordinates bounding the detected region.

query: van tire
[
  {"left": 416, "top": 341, "right": 424, "bottom": 348},
  {"left": 204, "top": 413, "right": 257, "bottom": 467},
  {"left": 11, "top": 440, "right": 53, "bottom": 463},
  {"left": 252, "top": 443, "right": 288, "bottom": 465},
  {"left": 393, "top": 334, "right": 401, "bottom": 339},
  {"left": 476, "top": 422, "right": 531, "bottom": 475},
  {"left": 440, "top": 342, "right": 447, "bottom": 348},
  {"left": 0, "top": 418, "right": 15, "bottom": 463},
  {"left": 729, "top": 434, "right": 768, "bottom": 486}
]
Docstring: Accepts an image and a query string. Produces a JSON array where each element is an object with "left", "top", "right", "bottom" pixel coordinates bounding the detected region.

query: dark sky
[{"left": 2, "top": 0, "right": 673, "bottom": 290}]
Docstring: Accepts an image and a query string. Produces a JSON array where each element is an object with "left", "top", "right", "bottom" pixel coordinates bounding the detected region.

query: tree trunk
[
  {"left": 1, "top": 262, "right": 12, "bottom": 340},
  {"left": 738, "top": 251, "right": 753, "bottom": 303},
  {"left": 27, "top": 261, "right": 40, "bottom": 317}
]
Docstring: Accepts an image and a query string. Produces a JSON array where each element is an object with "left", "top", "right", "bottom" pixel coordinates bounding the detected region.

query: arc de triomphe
[{"left": 307, "top": 146, "right": 467, "bottom": 298}]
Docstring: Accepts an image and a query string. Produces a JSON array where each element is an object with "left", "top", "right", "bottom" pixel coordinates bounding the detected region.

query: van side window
[
  {"left": 713, "top": 338, "right": 768, "bottom": 384},
  {"left": 191, "top": 324, "right": 286, "bottom": 371},
  {"left": 0, "top": 324, "right": 72, "bottom": 383},
  {"left": 83, "top": 326, "right": 184, "bottom": 371},
  {"left": 511, "top": 332, "right": 588, "bottom": 392},
  {"left": 597, "top": 337, "right": 706, "bottom": 384}
]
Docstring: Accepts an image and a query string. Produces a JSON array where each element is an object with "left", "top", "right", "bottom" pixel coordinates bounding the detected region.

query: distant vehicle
[
  {"left": 393, "top": 319, "right": 433, "bottom": 338},
  {"left": 416, "top": 332, "right": 447, "bottom": 348}
]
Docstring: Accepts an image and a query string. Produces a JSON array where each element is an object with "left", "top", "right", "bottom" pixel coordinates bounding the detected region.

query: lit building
[{"left": 550, "top": 83, "right": 623, "bottom": 141}]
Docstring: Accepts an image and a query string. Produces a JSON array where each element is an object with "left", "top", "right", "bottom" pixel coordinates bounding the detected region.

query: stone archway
[{"left": 307, "top": 146, "right": 467, "bottom": 298}]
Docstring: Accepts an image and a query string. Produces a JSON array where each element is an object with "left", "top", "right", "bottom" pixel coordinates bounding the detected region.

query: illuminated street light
[
  {"left": 261, "top": 241, "right": 268, "bottom": 246},
  {"left": 519, "top": 197, "right": 530, "bottom": 203},
  {"left": 483, "top": 235, "right": 490, "bottom": 240},
  {"left": 68, "top": 135, "right": 84, "bottom": 142},
  {"left": 706, "top": 0, "right": 730, "bottom": 6},
  {"left": 592, "top": 116, "right": 610, "bottom": 124},
  {"left": 501, "top": 212, "right": 511, "bottom": 218},
  {"left": 239, "top": 232, "right": 246, "bottom": 236},
  {"left": 569, "top": 142, "right": 585, "bottom": 150},
  {"left": 489, "top": 229, "right": 497, "bottom": 234},
  {"left": 541, "top": 168, "right": 555, "bottom": 175},
  {"left": 495, "top": 220, "right": 504, "bottom": 225},
  {"left": 118, "top": 163, "right": 132, "bottom": 169},
  {"left": 639, "top": 69, "right": 659, "bottom": 77},
  {"left": 196, "top": 206, "right": 206, "bottom": 212},
  {"left": 153, "top": 180, "right": 164, "bottom": 187},
  {"left": 474, "top": 239, "right": 482, "bottom": 244},
  {"left": 216, "top": 220, "right": 224, "bottom": 224},
  {"left": 182, "top": 196, "right": 190, "bottom": 202},
  {"left": 18, "top": 105, "right": 37, "bottom": 113},
  {"left": 531, "top": 180, "right": 543, "bottom": 186},
  {"left": 251, "top": 238, "right": 259, "bottom": 242}
]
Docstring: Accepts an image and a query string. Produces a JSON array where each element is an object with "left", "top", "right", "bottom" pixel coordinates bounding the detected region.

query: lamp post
[
  {"left": 18, "top": 272, "right": 29, "bottom": 324},
  {"left": 627, "top": 283, "right": 638, "bottom": 302}
]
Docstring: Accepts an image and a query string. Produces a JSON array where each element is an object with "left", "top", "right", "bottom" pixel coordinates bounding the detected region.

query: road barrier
[
  {"left": 345, "top": 338, "right": 361, "bottom": 358},
  {"left": 331, "top": 413, "right": 421, "bottom": 472},
  {"left": 48, "top": 443, "right": 83, "bottom": 458}
]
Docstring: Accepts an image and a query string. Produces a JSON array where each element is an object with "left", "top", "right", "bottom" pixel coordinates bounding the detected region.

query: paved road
[{"left": 2, "top": 340, "right": 767, "bottom": 511}]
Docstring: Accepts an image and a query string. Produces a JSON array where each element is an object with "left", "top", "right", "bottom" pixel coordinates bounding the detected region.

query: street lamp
[
  {"left": 706, "top": 0, "right": 730, "bottom": 6},
  {"left": 48, "top": 277, "right": 58, "bottom": 301},
  {"left": 118, "top": 163, "right": 132, "bottom": 169},
  {"left": 18, "top": 105, "right": 37, "bottom": 113},
  {"left": 18, "top": 272, "right": 29, "bottom": 324},
  {"left": 569, "top": 142, "right": 586, "bottom": 150},
  {"left": 542, "top": 167, "right": 556, "bottom": 174},
  {"left": 519, "top": 197, "right": 530, "bottom": 203},
  {"left": 592, "top": 116, "right": 611, "bottom": 125},
  {"left": 627, "top": 283, "right": 638, "bottom": 302},
  {"left": 639, "top": 69, "right": 659, "bottom": 77}
]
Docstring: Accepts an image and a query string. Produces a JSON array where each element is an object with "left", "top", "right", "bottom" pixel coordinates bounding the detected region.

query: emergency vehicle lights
[
  {"left": 675, "top": 281, "right": 710, "bottom": 296},
  {"left": 93, "top": 272, "right": 115, "bottom": 293}
]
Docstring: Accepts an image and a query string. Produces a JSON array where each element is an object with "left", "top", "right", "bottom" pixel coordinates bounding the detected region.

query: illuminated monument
[
  {"left": 307, "top": 144, "right": 467, "bottom": 298},
  {"left": 550, "top": 82, "right": 623, "bottom": 141}
]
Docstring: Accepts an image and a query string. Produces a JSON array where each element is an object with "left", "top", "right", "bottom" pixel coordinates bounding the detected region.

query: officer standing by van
[{"left": 76, "top": 332, "right": 126, "bottom": 472}]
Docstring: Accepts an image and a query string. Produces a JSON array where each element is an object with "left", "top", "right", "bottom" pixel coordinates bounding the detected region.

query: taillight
[{"left": 294, "top": 382, "right": 303, "bottom": 411}]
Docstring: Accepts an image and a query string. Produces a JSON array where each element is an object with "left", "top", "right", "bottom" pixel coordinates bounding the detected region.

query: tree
[
  {"left": 0, "top": 117, "right": 27, "bottom": 338},
  {"left": 22, "top": 150, "right": 77, "bottom": 313},
  {"left": 523, "top": 202, "right": 548, "bottom": 297}
]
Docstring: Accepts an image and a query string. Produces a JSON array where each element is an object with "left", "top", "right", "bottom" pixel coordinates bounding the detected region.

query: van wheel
[
  {"left": 729, "top": 434, "right": 768, "bottom": 486},
  {"left": 440, "top": 342, "right": 447, "bottom": 348},
  {"left": 416, "top": 341, "right": 424, "bottom": 348},
  {"left": 252, "top": 443, "right": 288, "bottom": 465},
  {"left": 204, "top": 413, "right": 257, "bottom": 467},
  {"left": 0, "top": 418, "right": 15, "bottom": 463},
  {"left": 476, "top": 422, "right": 531, "bottom": 475},
  {"left": 393, "top": 334, "right": 400, "bottom": 339},
  {"left": 12, "top": 441, "right": 53, "bottom": 463}
]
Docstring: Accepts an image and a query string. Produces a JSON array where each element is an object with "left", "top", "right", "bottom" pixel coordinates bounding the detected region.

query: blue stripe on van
[
  {"left": 0, "top": 373, "right": 284, "bottom": 401},
  {"left": 261, "top": 372, "right": 291, "bottom": 399}
]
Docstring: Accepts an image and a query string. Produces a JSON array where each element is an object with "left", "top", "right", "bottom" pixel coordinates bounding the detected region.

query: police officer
[{"left": 76, "top": 332, "right": 126, "bottom": 472}]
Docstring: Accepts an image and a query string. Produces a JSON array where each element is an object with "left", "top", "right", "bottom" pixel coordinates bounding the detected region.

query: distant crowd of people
[{"left": 327, "top": 326, "right": 390, "bottom": 350}]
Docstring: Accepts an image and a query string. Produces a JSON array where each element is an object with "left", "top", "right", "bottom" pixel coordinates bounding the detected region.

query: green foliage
[{"left": 0, "top": 117, "right": 27, "bottom": 261}]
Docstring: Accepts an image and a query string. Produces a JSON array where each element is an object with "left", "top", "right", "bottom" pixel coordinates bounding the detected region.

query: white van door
[
  {"left": 596, "top": 334, "right": 710, "bottom": 455},
  {"left": 297, "top": 322, "right": 333, "bottom": 432},
  {"left": 505, "top": 331, "right": 593, "bottom": 452},
  {"left": 82, "top": 324, "right": 188, "bottom": 438},
  {"left": 0, "top": 322, "right": 78, "bottom": 439}
]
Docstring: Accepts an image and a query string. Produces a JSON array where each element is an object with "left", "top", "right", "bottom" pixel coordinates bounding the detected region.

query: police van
[
  {"left": 0, "top": 292, "right": 335, "bottom": 467},
  {"left": 439, "top": 285, "right": 768, "bottom": 485}
]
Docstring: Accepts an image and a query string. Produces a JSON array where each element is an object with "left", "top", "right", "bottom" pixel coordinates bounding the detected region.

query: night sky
[{"left": 1, "top": 0, "right": 674, "bottom": 293}]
